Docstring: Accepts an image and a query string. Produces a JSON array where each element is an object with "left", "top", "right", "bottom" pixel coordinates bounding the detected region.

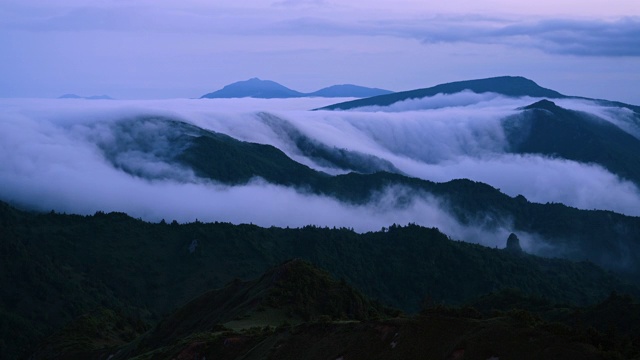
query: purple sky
[{"left": 1, "top": 0, "right": 639, "bottom": 103}]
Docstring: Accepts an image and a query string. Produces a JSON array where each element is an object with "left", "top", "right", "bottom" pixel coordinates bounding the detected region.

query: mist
[
  {"left": 0, "top": 101, "right": 517, "bottom": 249},
  {"left": 1, "top": 96, "right": 639, "bottom": 250}
]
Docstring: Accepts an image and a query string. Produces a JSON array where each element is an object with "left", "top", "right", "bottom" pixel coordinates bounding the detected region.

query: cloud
[
  {"left": 409, "top": 16, "right": 640, "bottom": 57},
  {"left": 267, "top": 15, "right": 640, "bottom": 57},
  {"left": 353, "top": 90, "right": 520, "bottom": 112},
  {"left": 0, "top": 3, "right": 273, "bottom": 35},
  {"left": 402, "top": 154, "right": 640, "bottom": 217},
  {"left": 6, "top": 1, "right": 639, "bottom": 58},
  {"left": 1, "top": 96, "right": 640, "bottom": 253},
  {"left": 269, "top": 93, "right": 521, "bottom": 165},
  {"left": 492, "top": 17, "right": 640, "bottom": 56},
  {"left": 234, "top": 95, "right": 640, "bottom": 216},
  {"left": 0, "top": 101, "right": 523, "bottom": 252},
  {"left": 553, "top": 98, "right": 640, "bottom": 139}
]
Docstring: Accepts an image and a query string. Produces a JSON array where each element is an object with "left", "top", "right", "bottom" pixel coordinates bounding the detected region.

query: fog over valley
[{"left": 2, "top": 93, "right": 640, "bottom": 248}]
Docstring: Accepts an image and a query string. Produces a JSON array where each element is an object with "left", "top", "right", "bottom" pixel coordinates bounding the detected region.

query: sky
[{"left": 1, "top": 0, "right": 639, "bottom": 103}]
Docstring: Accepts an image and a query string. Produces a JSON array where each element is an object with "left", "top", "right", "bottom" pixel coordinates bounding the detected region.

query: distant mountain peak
[
  {"left": 523, "top": 99, "right": 560, "bottom": 111},
  {"left": 58, "top": 93, "right": 83, "bottom": 99},
  {"left": 308, "top": 84, "right": 392, "bottom": 98},
  {"left": 200, "top": 79, "right": 392, "bottom": 99},
  {"left": 519, "top": 99, "right": 575, "bottom": 116},
  {"left": 201, "top": 78, "right": 304, "bottom": 99},
  {"left": 236, "top": 77, "right": 268, "bottom": 84}
]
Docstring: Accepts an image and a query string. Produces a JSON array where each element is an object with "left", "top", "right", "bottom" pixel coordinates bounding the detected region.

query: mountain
[
  {"left": 504, "top": 99, "right": 640, "bottom": 185},
  {"left": 85, "top": 116, "right": 640, "bottom": 279},
  {"left": 135, "top": 259, "right": 392, "bottom": 351},
  {"left": 200, "top": 78, "right": 305, "bottom": 99},
  {"left": 3, "top": 198, "right": 639, "bottom": 358},
  {"left": 468, "top": 288, "right": 640, "bottom": 338},
  {"left": 29, "top": 260, "right": 640, "bottom": 360},
  {"left": 309, "top": 77, "right": 640, "bottom": 188},
  {"left": 319, "top": 76, "right": 564, "bottom": 110},
  {"left": 58, "top": 94, "right": 113, "bottom": 100},
  {"left": 6, "top": 77, "right": 640, "bottom": 358},
  {"left": 307, "top": 84, "right": 392, "bottom": 98},
  {"left": 94, "top": 115, "right": 397, "bottom": 182},
  {"left": 200, "top": 78, "right": 392, "bottom": 98}
]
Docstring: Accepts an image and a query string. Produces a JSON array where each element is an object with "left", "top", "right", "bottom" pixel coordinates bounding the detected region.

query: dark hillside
[
  {"left": 1, "top": 202, "right": 638, "bottom": 358},
  {"left": 30, "top": 262, "right": 640, "bottom": 360},
  {"left": 138, "top": 260, "right": 392, "bottom": 351},
  {"left": 178, "top": 130, "right": 325, "bottom": 186}
]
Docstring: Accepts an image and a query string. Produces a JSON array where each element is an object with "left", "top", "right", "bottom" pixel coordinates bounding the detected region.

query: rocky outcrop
[{"left": 506, "top": 233, "right": 523, "bottom": 253}]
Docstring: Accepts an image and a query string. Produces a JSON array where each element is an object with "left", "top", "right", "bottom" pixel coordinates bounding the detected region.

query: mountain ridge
[
  {"left": 25, "top": 255, "right": 640, "bottom": 360},
  {"left": 318, "top": 76, "right": 565, "bottom": 110},
  {"left": 505, "top": 99, "right": 640, "bottom": 185},
  {"left": 200, "top": 77, "right": 392, "bottom": 99},
  {"left": 317, "top": 76, "right": 640, "bottom": 112}
]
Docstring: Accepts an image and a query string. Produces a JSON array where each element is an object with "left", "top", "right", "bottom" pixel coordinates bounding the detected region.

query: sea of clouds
[{"left": 1, "top": 94, "right": 639, "bottom": 251}]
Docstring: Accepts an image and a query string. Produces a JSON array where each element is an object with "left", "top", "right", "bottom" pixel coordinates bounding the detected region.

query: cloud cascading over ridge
[
  {"left": 2, "top": 95, "right": 640, "bottom": 225},
  {"left": 0, "top": 98, "right": 527, "bottom": 250}
]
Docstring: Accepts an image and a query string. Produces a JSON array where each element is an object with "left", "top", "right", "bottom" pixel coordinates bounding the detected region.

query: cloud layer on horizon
[
  {"left": 5, "top": 3, "right": 638, "bottom": 58},
  {"left": 270, "top": 16, "right": 640, "bottom": 57}
]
